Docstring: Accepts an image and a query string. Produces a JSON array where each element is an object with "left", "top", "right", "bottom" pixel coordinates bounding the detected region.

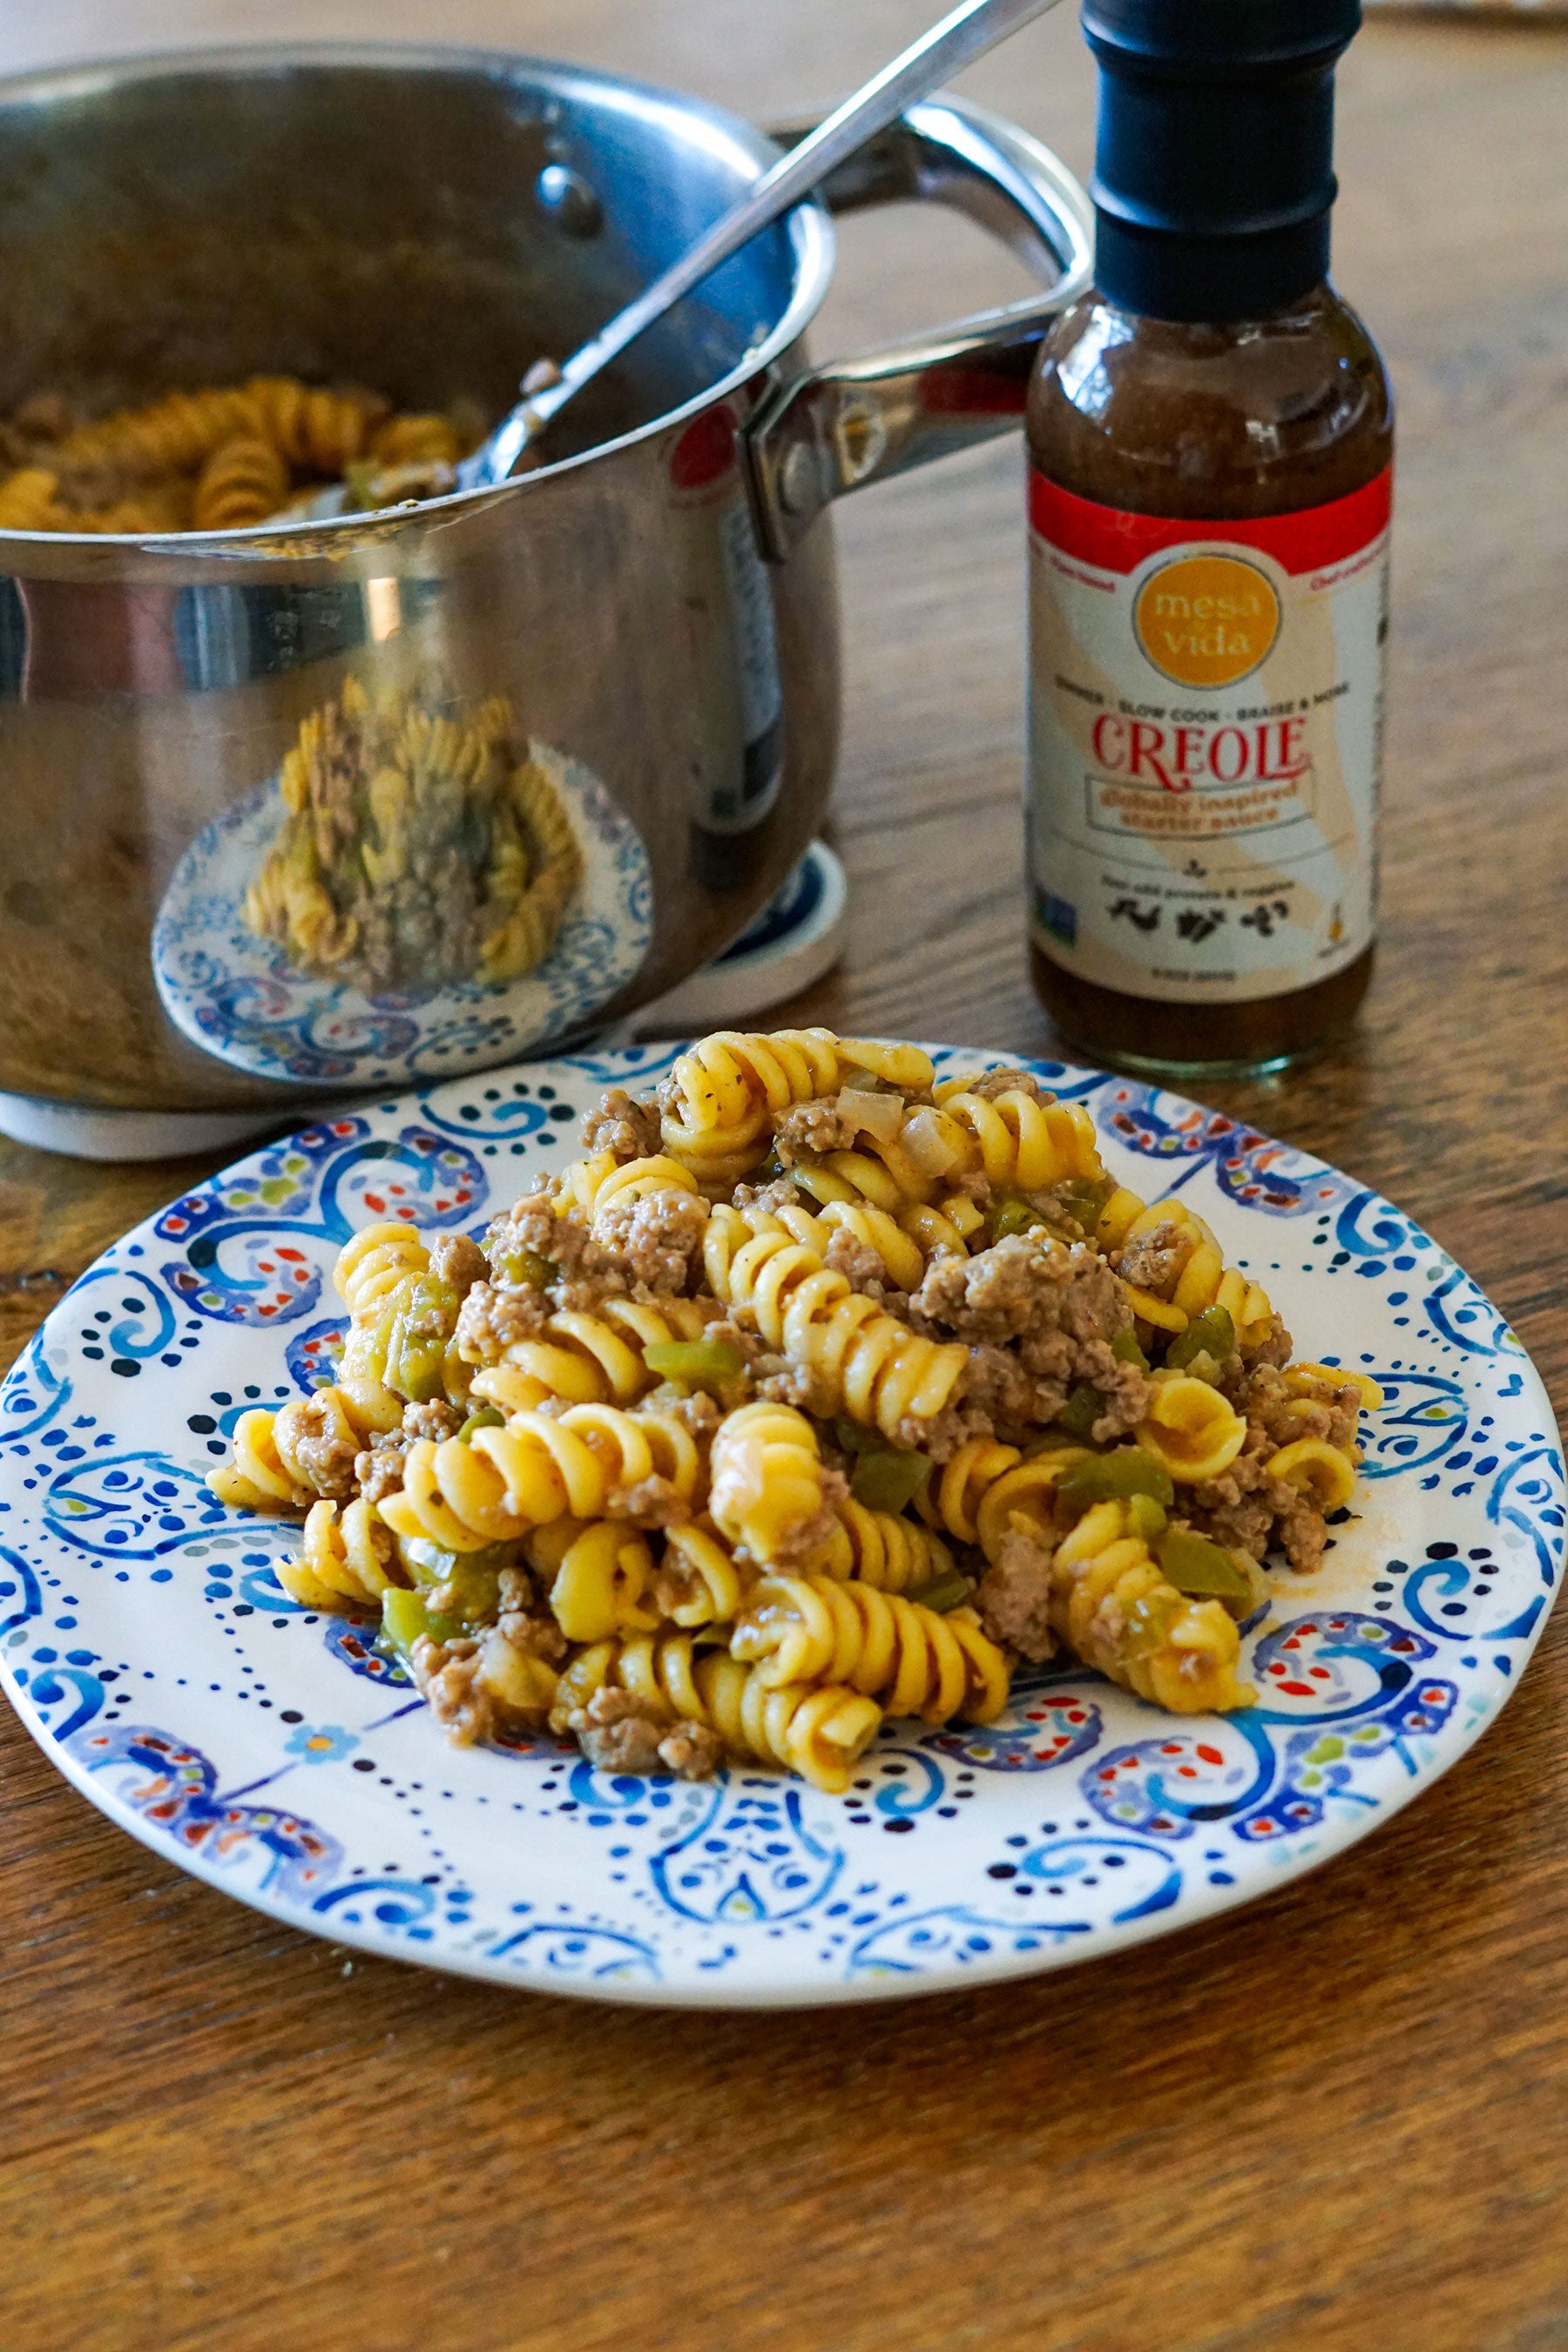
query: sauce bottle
[{"left": 1026, "top": 0, "right": 1393, "bottom": 1077}]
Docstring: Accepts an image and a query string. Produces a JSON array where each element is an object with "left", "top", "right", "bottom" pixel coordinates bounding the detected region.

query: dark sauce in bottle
[{"left": 1026, "top": 0, "right": 1393, "bottom": 1078}]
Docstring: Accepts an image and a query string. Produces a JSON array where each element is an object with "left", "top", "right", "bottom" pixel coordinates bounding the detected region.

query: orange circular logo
[{"left": 1134, "top": 553, "right": 1281, "bottom": 689}]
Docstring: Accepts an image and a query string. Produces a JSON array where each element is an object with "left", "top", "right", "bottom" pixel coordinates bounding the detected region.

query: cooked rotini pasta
[
  {"left": 379, "top": 1402, "right": 703, "bottom": 1552},
  {"left": 1138, "top": 1375, "right": 1250, "bottom": 1484},
  {"left": 278, "top": 1497, "right": 396, "bottom": 1611},
  {"left": 703, "top": 1207, "right": 967, "bottom": 1444},
  {"left": 206, "top": 1386, "right": 366, "bottom": 1513},
  {"left": 547, "top": 1521, "right": 661, "bottom": 1642},
  {"left": 467, "top": 1295, "right": 711, "bottom": 1409},
  {"left": 660, "top": 1029, "right": 934, "bottom": 1186},
  {"left": 1050, "top": 1500, "right": 1254, "bottom": 1714},
  {"left": 709, "top": 1401, "right": 835, "bottom": 1568},
  {"left": 192, "top": 434, "right": 290, "bottom": 531},
  {"left": 551, "top": 1634, "right": 883, "bottom": 1794},
  {"left": 206, "top": 1027, "right": 1382, "bottom": 1788},
  {"left": 818, "top": 1498, "right": 957, "bottom": 1594},
  {"left": 733, "top": 1577, "right": 1010, "bottom": 1726}
]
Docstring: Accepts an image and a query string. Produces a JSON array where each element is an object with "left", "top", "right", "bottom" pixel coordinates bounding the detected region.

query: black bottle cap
[{"left": 1085, "top": 0, "right": 1362, "bottom": 321}]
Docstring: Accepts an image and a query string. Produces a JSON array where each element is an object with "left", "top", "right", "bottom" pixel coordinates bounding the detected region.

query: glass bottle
[{"left": 1026, "top": 0, "right": 1394, "bottom": 1078}]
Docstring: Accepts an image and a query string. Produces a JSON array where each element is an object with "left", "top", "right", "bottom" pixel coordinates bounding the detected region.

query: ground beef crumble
[
  {"left": 410, "top": 1635, "right": 494, "bottom": 1746},
  {"left": 566, "top": 1687, "right": 721, "bottom": 1779},
  {"left": 772, "top": 1097, "right": 863, "bottom": 1163},
  {"left": 280, "top": 1392, "right": 360, "bottom": 1501},
  {"left": 355, "top": 1399, "right": 463, "bottom": 1504},
  {"left": 952, "top": 1065, "right": 1055, "bottom": 1106},
  {"left": 1183, "top": 1363, "right": 1364, "bottom": 1571},
  {"left": 582, "top": 1088, "right": 662, "bottom": 1162},
  {"left": 977, "top": 1526, "right": 1058, "bottom": 1663},
  {"left": 428, "top": 1229, "right": 488, "bottom": 1298},
  {"left": 1113, "top": 1217, "right": 1195, "bottom": 1296},
  {"left": 591, "top": 1186, "right": 708, "bottom": 1294}
]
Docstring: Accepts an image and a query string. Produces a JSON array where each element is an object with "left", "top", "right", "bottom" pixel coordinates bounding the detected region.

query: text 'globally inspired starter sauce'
[{"left": 1027, "top": 0, "right": 1393, "bottom": 1076}]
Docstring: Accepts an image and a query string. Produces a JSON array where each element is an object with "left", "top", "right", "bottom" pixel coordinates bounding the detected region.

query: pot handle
[{"left": 744, "top": 96, "right": 1093, "bottom": 560}]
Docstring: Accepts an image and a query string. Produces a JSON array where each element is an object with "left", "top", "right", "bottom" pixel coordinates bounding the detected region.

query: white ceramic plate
[
  {"left": 0, "top": 1046, "right": 1560, "bottom": 2007},
  {"left": 151, "top": 744, "right": 652, "bottom": 1088}
]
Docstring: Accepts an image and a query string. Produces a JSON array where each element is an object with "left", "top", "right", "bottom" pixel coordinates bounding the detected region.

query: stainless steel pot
[{"left": 0, "top": 44, "right": 1091, "bottom": 1156}]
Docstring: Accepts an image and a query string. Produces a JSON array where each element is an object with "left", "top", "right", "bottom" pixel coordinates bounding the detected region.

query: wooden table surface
[{"left": 3, "top": 5, "right": 1566, "bottom": 2348}]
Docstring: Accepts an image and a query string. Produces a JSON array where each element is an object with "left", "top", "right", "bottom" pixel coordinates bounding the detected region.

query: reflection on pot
[
  {"left": 241, "top": 674, "right": 583, "bottom": 997},
  {"left": 151, "top": 682, "right": 650, "bottom": 1091}
]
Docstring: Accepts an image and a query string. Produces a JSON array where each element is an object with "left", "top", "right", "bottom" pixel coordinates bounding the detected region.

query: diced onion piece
[
  {"left": 838, "top": 1086, "right": 904, "bottom": 1141},
  {"left": 902, "top": 1106, "right": 963, "bottom": 1178}
]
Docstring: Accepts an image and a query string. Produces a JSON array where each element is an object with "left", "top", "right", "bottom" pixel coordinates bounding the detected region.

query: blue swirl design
[
  {"left": 1334, "top": 1189, "right": 1419, "bottom": 1259},
  {"left": 848, "top": 1904, "right": 1078, "bottom": 1974},
  {"left": 926, "top": 1691, "right": 1103, "bottom": 1774},
  {"left": 44, "top": 1450, "right": 231, "bottom": 1559},
  {"left": 868, "top": 1749, "right": 947, "bottom": 1816},
  {"left": 1358, "top": 1372, "right": 1469, "bottom": 1479},
  {"left": 157, "top": 1124, "right": 488, "bottom": 1328},
  {"left": 27, "top": 1661, "right": 105, "bottom": 1740},
  {"left": 0, "top": 1544, "right": 42, "bottom": 1638},
  {"left": 1020, "top": 1834, "right": 1183, "bottom": 1922},
  {"left": 64, "top": 1267, "right": 178, "bottom": 1363},
  {"left": 652, "top": 1783, "right": 844, "bottom": 1923},
  {"left": 1084, "top": 1719, "right": 1276, "bottom": 1839},
  {"left": 1098, "top": 1080, "right": 1351, "bottom": 1215},
  {"left": 68, "top": 1724, "right": 342, "bottom": 1900},
  {"left": 1423, "top": 1266, "right": 1522, "bottom": 1359},
  {"left": 1250, "top": 1610, "right": 1443, "bottom": 1726},
  {"left": 0, "top": 1332, "right": 69, "bottom": 1442},
  {"left": 487, "top": 1923, "right": 660, "bottom": 1983},
  {"left": 312, "top": 1878, "right": 439, "bottom": 1934},
  {"left": 1490, "top": 1446, "right": 1566, "bottom": 1589},
  {"left": 1402, "top": 1550, "right": 1544, "bottom": 1646}
]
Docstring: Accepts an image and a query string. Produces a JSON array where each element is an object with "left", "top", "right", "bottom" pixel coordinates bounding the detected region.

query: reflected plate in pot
[
  {"left": 0, "top": 1045, "right": 1560, "bottom": 2007},
  {"left": 152, "top": 743, "right": 651, "bottom": 1088}
]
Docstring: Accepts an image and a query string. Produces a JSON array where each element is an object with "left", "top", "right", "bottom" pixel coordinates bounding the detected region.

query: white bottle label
[{"left": 1027, "top": 468, "right": 1391, "bottom": 1004}]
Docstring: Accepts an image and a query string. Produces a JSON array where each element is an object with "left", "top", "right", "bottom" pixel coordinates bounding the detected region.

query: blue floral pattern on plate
[
  {"left": 0, "top": 1046, "right": 1560, "bottom": 2008},
  {"left": 151, "top": 743, "right": 652, "bottom": 1086}
]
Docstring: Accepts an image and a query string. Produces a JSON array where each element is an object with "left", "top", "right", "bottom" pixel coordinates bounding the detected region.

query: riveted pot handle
[{"left": 744, "top": 97, "right": 1092, "bottom": 561}]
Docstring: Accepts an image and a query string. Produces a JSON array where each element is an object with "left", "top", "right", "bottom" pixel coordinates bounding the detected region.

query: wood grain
[{"left": 0, "top": 8, "right": 1565, "bottom": 2349}]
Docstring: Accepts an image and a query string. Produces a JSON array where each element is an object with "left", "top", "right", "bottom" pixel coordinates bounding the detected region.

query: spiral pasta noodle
[
  {"left": 554, "top": 1151, "right": 705, "bottom": 1227},
  {"left": 192, "top": 434, "right": 289, "bottom": 531},
  {"left": 1050, "top": 1500, "right": 1253, "bottom": 1714},
  {"left": 1138, "top": 1375, "right": 1249, "bottom": 1484},
  {"left": 334, "top": 1221, "right": 439, "bottom": 1435},
  {"left": 467, "top": 1296, "right": 711, "bottom": 1406},
  {"left": 548, "top": 1522, "right": 661, "bottom": 1643},
  {"left": 278, "top": 1497, "right": 396, "bottom": 1611},
  {"left": 658, "top": 1520, "right": 755, "bottom": 1627},
  {"left": 929, "top": 1080, "right": 1107, "bottom": 1193},
  {"left": 369, "top": 412, "right": 463, "bottom": 467},
  {"left": 378, "top": 1403, "right": 702, "bottom": 1551},
  {"left": 818, "top": 1499, "right": 957, "bottom": 1595},
  {"left": 551, "top": 1633, "right": 882, "bottom": 1794},
  {"left": 703, "top": 1206, "right": 966, "bottom": 1444},
  {"left": 709, "top": 1400, "right": 835, "bottom": 1567},
  {"left": 732, "top": 1577, "right": 1010, "bottom": 1725},
  {"left": 1112, "top": 1199, "right": 1275, "bottom": 1352},
  {"left": 206, "top": 1386, "right": 366, "bottom": 1513},
  {"left": 660, "top": 1030, "right": 932, "bottom": 1186}
]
